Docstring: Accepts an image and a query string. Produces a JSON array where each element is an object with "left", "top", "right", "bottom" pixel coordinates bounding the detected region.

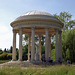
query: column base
[
  {"left": 30, "top": 60, "right": 42, "bottom": 64},
  {"left": 18, "top": 59, "right": 22, "bottom": 61},
  {"left": 31, "top": 59, "right": 35, "bottom": 62},
  {"left": 12, "top": 59, "right": 16, "bottom": 61},
  {"left": 27, "top": 60, "right": 30, "bottom": 62}
]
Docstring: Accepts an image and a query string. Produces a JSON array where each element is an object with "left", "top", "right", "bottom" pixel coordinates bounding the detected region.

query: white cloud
[
  {"left": 0, "top": 26, "right": 9, "bottom": 33},
  {"left": 0, "top": 25, "right": 19, "bottom": 50},
  {"left": 0, "top": 25, "right": 13, "bottom": 50}
]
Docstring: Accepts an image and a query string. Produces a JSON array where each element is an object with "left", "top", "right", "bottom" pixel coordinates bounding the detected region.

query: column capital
[
  {"left": 55, "top": 28, "right": 61, "bottom": 33},
  {"left": 19, "top": 27, "right": 22, "bottom": 30},
  {"left": 32, "top": 27, "right": 35, "bottom": 30},
  {"left": 38, "top": 34, "right": 42, "bottom": 38},
  {"left": 18, "top": 28, "right": 23, "bottom": 35},
  {"left": 13, "top": 29, "right": 16, "bottom": 33},
  {"left": 45, "top": 27, "right": 49, "bottom": 36}
]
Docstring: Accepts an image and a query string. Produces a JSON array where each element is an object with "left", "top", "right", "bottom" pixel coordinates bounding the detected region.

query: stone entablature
[{"left": 11, "top": 19, "right": 63, "bottom": 27}]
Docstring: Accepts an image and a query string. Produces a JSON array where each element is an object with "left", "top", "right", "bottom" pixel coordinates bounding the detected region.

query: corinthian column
[
  {"left": 59, "top": 31, "right": 62, "bottom": 60},
  {"left": 49, "top": 34, "right": 51, "bottom": 58},
  {"left": 55, "top": 29, "right": 59, "bottom": 61},
  {"left": 28, "top": 34, "right": 31, "bottom": 61},
  {"left": 19, "top": 28, "right": 22, "bottom": 61},
  {"left": 39, "top": 35, "right": 41, "bottom": 60},
  {"left": 45, "top": 28, "right": 49, "bottom": 60},
  {"left": 31, "top": 27, "right": 35, "bottom": 61},
  {"left": 12, "top": 29, "right": 16, "bottom": 61}
]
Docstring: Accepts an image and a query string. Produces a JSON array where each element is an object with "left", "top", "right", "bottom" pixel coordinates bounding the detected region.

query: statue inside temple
[{"left": 35, "top": 43, "right": 40, "bottom": 61}]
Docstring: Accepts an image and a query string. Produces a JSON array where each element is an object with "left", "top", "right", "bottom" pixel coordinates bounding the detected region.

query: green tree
[
  {"left": 62, "top": 28, "right": 75, "bottom": 62},
  {"left": 4, "top": 48, "right": 7, "bottom": 52},
  {"left": 66, "top": 49, "right": 70, "bottom": 60},
  {"left": 67, "top": 20, "right": 75, "bottom": 29},
  {"left": 22, "top": 45, "right": 28, "bottom": 60},
  {"left": 0, "top": 49, "right": 3, "bottom": 54},
  {"left": 41, "top": 45, "right": 45, "bottom": 54},
  {"left": 54, "top": 12, "right": 75, "bottom": 30},
  {"left": 9, "top": 46, "right": 13, "bottom": 53},
  {"left": 24, "top": 34, "right": 29, "bottom": 44}
]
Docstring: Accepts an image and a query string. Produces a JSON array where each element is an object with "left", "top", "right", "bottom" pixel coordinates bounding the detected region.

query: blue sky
[{"left": 0, "top": 0, "right": 75, "bottom": 50}]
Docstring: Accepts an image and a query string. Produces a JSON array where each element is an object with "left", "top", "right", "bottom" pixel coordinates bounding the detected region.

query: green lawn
[
  {"left": 0, "top": 65, "right": 75, "bottom": 75},
  {"left": 0, "top": 60, "right": 10, "bottom": 64}
]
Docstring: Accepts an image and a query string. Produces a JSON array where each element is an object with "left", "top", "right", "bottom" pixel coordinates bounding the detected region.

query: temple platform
[{"left": 0, "top": 61, "right": 54, "bottom": 67}]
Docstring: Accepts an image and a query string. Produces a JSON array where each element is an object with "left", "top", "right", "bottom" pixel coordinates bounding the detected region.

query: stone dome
[
  {"left": 22, "top": 11, "right": 52, "bottom": 16},
  {"left": 10, "top": 11, "right": 64, "bottom": 27},
  {"left": 15, "top": 11, "right": 58, "bottom": 21}
]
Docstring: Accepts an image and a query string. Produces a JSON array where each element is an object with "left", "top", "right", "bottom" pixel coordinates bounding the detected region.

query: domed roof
[
  {"left": 11, "top": 11, "right": 64, "bottom": 27},
  {"left": 15, "top": 11, "right": 59, "bottom": 21},
  {"left": 21, "top": 11, "right": 53, "bottom": 16}
]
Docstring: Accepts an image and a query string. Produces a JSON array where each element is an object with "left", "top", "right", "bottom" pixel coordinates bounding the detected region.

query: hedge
[{"left": 0, "top": 53, "right": 12, "bottom": 60}]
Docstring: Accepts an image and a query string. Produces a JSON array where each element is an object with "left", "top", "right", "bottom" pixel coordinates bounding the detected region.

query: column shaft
[
  {"left": 39, "top": 35, "right": 41, "bottom": 60},
  {"left": 55, "top": 29, "right": 59, "bottom": 60},
  {"left": 45, "top": 28, "right": 49, "bottom": 60},
  {"left": 59, "top": 32, "right": 62, "bottom": 59},
  {"left": 28, "top": 35, "right": 31, "bottom": 61},
  {"left": 19, "top": 28, "right": 22, "bottom": 61},
  {"left": 12, "top": 30, "right": 16, "bottom": 61},
  {"left": 49, "top": 35, "right": 51, "bottom": 58},
  {"left": 31, "top": 27, "right": 35, "bottom": 61}
]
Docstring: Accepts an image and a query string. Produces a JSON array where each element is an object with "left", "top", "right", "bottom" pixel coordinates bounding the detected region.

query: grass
[
  {"left": 0, "top": 65, "right": 75, "bottom": 75},
  {"left": 0, "top": 60, "right": 10, "bottom": 64}
]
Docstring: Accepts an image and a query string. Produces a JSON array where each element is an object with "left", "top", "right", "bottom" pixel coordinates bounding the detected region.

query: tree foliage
[
  {"left": 0, "top": 49, "right": 3, "bottom": 54},
  {"left": 22, "top": 45, "right": 28, "bottom": 60},
  {"left": 62, "top": 28, "right": 75, "bottom": 62},
  {"left": 54, "top": 12, "right": 75, "bottom": 30},
  {"left": 0, "top": 53, "right": 12, "bottom": 60}
]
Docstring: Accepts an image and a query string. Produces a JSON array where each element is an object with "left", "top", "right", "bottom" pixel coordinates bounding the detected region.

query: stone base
[
  {"left": 0, "top": 61, "right": 41, "bottom": 67},
  {"left": 11, "top": 59, "right": 16, "bottom": 61},
  {"left": 0, "top": 60, "right": 59, "bottom": 67},
  {"left": 30, "top": 60, "right": 42, "bottom": 65},
  {"left": 27, "top": 60, "right": 30, "bottom": 61},
  {"left": 18, "top": 59, "right": 22, "bottom": 61}
]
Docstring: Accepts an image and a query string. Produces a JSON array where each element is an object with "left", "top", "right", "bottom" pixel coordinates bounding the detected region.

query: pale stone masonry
[
  {"left": 59, "top": 32, "right": 62, "bottom": 59},
  {"left": 31, "top": 27, "right": 35, "bottom": 61},
  {"left": 55, "top": 29, "right": 59, "bottom": 60},
  {"left": 19, "top": 28, "right": 22, "bottom": 61},
  {"left": 10, "top": 11, "right": 64, "bottom": 62},
  {"left": 45, "top": 28, "right": 49, "bottom": 60},
  {"left": 12, "top": 30, "right": 16, "bottom": 61}
]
